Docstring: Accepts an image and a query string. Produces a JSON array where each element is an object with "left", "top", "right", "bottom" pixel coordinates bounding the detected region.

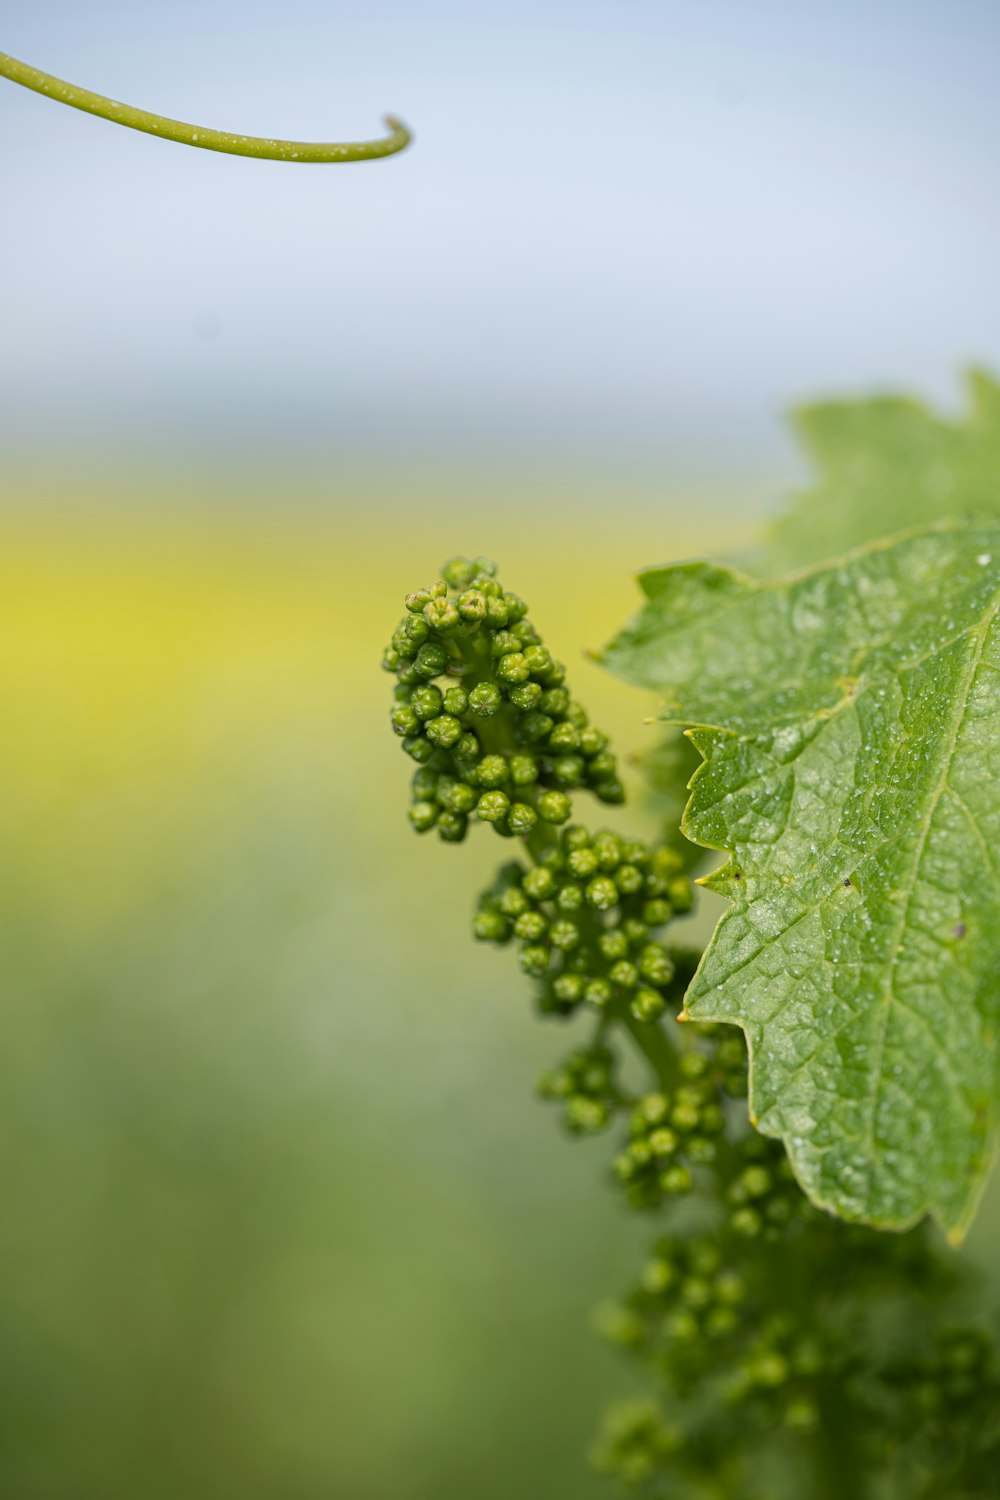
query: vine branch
[{"left": 0, "top": 49, "right": 411, "bottom": 162}]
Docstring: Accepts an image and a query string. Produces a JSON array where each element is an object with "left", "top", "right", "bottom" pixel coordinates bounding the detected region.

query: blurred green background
[
  {"left": 3, "top": 2, "right": 1000, "bottom": 1495},
  {"left": 0, "top": 488, "right": 750, "bottom": 1499}
]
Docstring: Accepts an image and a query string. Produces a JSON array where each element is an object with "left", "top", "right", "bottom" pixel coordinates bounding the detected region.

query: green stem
[
  {"left": 449, "top": 620, "right": 685, "bottom": 1098},
  {"left": 620, "top": 1008, "right": 679, "bottom": 1093},
  {"left": 0, "top": 49, "right": 411, "bottom": 162},
  {"left": 811, "top": 1383, "right": 868, "bottom": 1500}
]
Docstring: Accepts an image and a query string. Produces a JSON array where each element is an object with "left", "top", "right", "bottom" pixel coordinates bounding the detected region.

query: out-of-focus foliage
[
  {"left": 767, "top": 369, "right": 1000, "bottom": 574},
  {"left": 633, "top": 730, "right": 704, "bottom": 869}
]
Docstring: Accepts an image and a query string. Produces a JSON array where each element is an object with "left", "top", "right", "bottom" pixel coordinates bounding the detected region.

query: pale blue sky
[{"left": 2, "top": 1, "right": 999, "bottom": 483}]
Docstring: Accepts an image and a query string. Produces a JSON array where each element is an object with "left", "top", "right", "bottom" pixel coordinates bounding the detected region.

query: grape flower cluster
[{"left": 384, "top": 554, "right": 625, "bottom": 843}]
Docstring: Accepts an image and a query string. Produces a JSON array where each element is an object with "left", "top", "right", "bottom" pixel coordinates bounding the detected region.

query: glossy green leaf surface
[{"left": 602, "top": 524, "right": 1000, "bottom": 1237}]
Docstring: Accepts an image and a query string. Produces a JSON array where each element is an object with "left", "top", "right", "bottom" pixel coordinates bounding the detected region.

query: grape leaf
[
  {"left": 601, "top": 523, "right": 1000, "bottom": 1238},
  {"left": 768, "top": 369, "right": 1000, "bottom": 575}
]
